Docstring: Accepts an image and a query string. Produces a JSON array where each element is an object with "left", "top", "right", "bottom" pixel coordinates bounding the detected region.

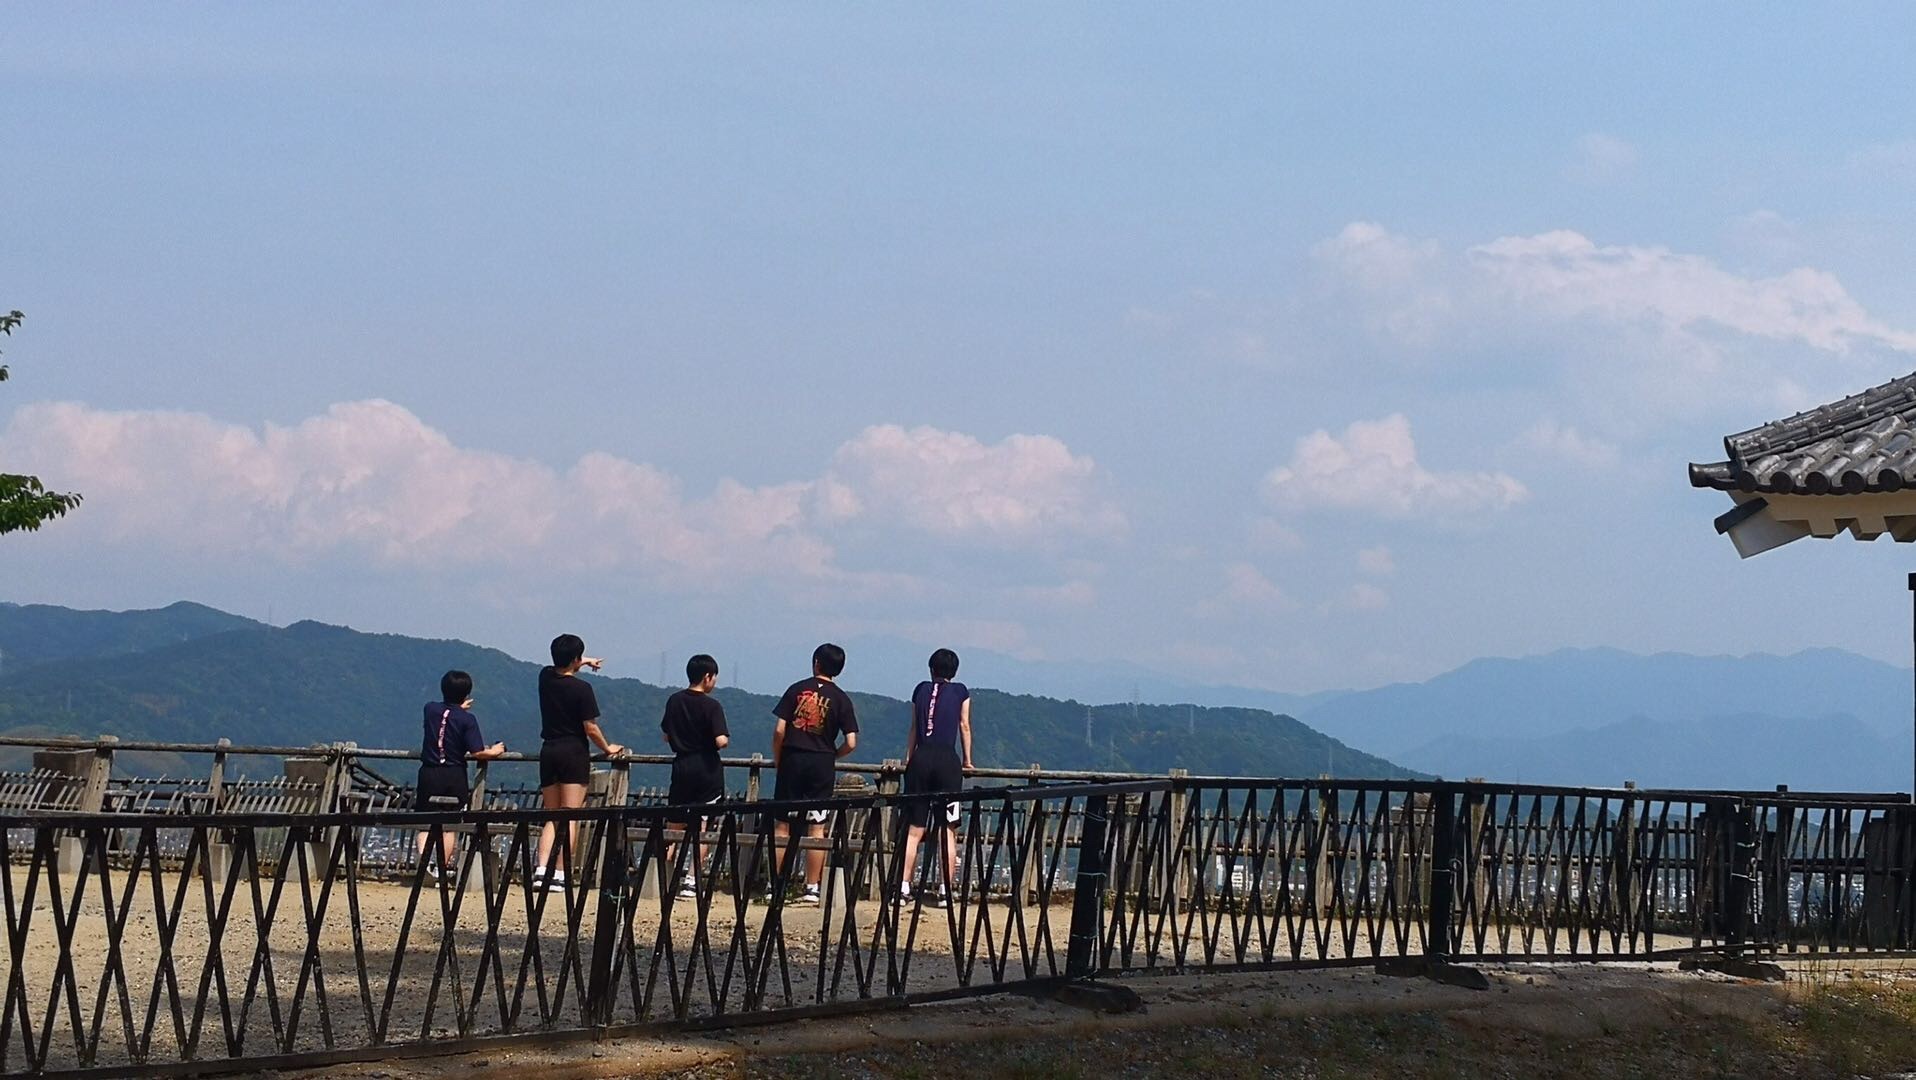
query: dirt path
[{"left": 271, "top": 960, "right": 1916, "bottom": 1080}]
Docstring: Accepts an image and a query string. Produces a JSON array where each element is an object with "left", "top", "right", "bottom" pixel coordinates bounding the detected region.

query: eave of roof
[{"left": 1688, "top": 370, "right": 1916, "bottom": 495}]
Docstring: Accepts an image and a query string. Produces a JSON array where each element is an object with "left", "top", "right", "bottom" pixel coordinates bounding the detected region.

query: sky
[{"left": 5, "top": 5, "right": 1916, "bottom": 696}]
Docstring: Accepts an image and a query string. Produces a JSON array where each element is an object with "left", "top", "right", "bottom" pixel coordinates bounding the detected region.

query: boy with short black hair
[
  {"left": 770, "top": 643, "right": 859, "bottom": 905},
  {"left": 898, "top": 648, "right": 972, "bottom": 908},
  {"left": 661, "top": 653, "right": 730, "bottom": 899},
  {"left": 416, "top": 669, "right": 506, "bottom": 878},
  {"left": 535, "top": 633, "right": 626, "bottom": 892}
]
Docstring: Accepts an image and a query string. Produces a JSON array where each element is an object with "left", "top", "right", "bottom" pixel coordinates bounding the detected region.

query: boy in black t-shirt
[
  {"left": 660, "top": 654, "right": 730, "bottom": 899},
  {"left": 534, "top": 633, "right": 627, "bottom": 892},
  {"left": 770, "top": 643, "right": 859, "bottom": 905}
]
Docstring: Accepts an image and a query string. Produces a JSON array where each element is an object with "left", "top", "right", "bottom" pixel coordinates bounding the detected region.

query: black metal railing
[{"left": 4, "top": 776, "right": 1915, "bottom": 1077}]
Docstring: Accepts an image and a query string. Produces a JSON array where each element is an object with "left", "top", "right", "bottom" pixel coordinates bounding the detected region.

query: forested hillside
[{"left": 0, "top": 604, "right": 1416, "bottom": 781}]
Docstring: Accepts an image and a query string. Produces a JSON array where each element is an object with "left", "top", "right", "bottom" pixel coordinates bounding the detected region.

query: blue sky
[{"left": 5, "top": 6, "right": 1916, "bottom": 695}]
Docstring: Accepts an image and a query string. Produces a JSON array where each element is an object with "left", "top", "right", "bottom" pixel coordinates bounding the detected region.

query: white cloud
[
  {"left": 1464, "top": 229, "right": 1916, "bottom": 353},
  {"left": 0, "top": 400, "right": 1117, "bottom": 583},
  {"left": 1194, "top": 562, "right": 1295, "bottom": 620},
  {"left": 1309, "top": 222, "right": 1453, "bottom": 346},
  {"left": 1264, "top": 414, "right": 1527, "bottom": 519},
  {"left": 1849, "top": 139, "right": 1916, "bottom": 180},
  {"left": 1356, "top": 545, "right": 1395, "bottom": 577},
  {"left": 1293, "top": 221, "right": 1916, "bottom": 434},
  {"left": 1567, "top": 133, "right": 1638, "bottom": 184},
  {"left": 829, "top": 424, "right": 1123, "bottom": 541},
  {"left": 1349, "top": 582, "right": 1389, "bottom": 610},
  {"left": 1515, "top": 420, "right": 1621, "bottom": 469},
  {"left": 1249, "top": 516, "right": 1306, "bottom": 552},
  {"left": 1307, "top": 222, "right": 1916, "bottom": 359},
  {"left": 1314, "top": 581, "right": 1391, "bottom": 616}
]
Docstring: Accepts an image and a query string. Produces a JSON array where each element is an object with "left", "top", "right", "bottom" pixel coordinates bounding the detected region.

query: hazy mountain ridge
[
  {"left": 0, "top": 603, "right": 1415, "bottom": 782},
  {"left": 1304, "top": 646, "right": 1911, "bottom": 793},
  {"left": 1406, "top": 712, "right": 1904, "bottom": 794},
  {"left": 0, "top": 600, "right": 262, "bottom": 675}
]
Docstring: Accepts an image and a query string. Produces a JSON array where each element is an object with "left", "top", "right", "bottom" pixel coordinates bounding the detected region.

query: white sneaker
[
  {"left": 545, "top": 871, "right": 569, "bottom": 893},
  {"left": 794, "top": 885, "right": 822, "bottom": 906},
  {"left": 676, "top": 880, "right": 698, "bottom": 900},
  {"left": 894, "top": 885, "right": 912, "bottom": 906}
]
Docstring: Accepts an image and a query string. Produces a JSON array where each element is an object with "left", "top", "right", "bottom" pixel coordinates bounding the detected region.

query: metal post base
[
  {"left": 1677, "top": 955, "right": 1787, "bottom": 982},
  {"left": 1374, "top": 956, "right": 1491, "bottom": 990}
]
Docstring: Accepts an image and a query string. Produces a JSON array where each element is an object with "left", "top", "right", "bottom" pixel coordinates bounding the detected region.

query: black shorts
[
  {"left": 539, "top": 737, "right": 592, "bottom": 788},
  {"left": 772, "top": 749, "right": 836, "bottom": 824},
  {"left": 667, "top": 755, "right": 726, "bottom": 823},
  {"left": 902, "top": 745, "right": 964, "bottom": 829},
  {"left": 415, "top": 763, "right": 471, "bottom": 810}
]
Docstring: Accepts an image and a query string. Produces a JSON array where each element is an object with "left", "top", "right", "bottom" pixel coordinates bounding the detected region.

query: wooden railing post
[
  {"left": 53, "top": 736, "right": 117, "bottom": 872},
  {"left": 468, "top": 759, "right": 490, "bottom": 810},
  {"left": 1168, "top": 768, "right": 1190, "bottom": 916},
  {"left": 1611, "top": 781, "right": 1639, "bottom": 941},
  {"left": 1463, "top": 783, "right": 1488, "bottom": 942},
  {"left": 1314, "top": 784, "right": 1337, "bottom": 918},
  {"left": 469, "top": 758, "right": 498, "bottom": 889},
  {"left": 313, "top": 742, "right": 355, "bottom": 874},
  {"left": 580, "top": 757, "right": 630, "bottom": 888},
  {"left": 1020, "top": 763, "right": 1043, "bottom": 904},
  {"left": 206, "top": 738, "right": 232, "bottom": 883}
]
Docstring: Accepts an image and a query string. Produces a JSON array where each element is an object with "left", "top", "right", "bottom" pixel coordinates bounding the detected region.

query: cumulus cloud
[
  {"left": 1194, "top": 562, "right": 1295, "bottom": 621},
  {"left": 0, "top": 400, "right": 1117, "bottom": 581},
  {"left": 1515, "top": 420, "right": 1621, "bottom": 469},
  {"left": 1567, "top": 133, "right": 1638, "bottom": 184},
  {"left": 1311, "top": 221, "right": 1916, "bottom": 358},
  {"left": 1356, "top": 545, "right": 1395, "bottom": 577},
  {"left": 1317, "top": 582, "right": 1390, "bottom": 615},
  {"left": 829, "top": 424, "right": 1123, "bottom": 541},
  {"left": 1464, "top": 229, "right": 1916, "bottom": 353},
  {"left": 1263, "top": 414, "right": 1527, "bottom": 519},
  {"left": 1849, "top": 139, "right": 1916, "bottom": 180}
]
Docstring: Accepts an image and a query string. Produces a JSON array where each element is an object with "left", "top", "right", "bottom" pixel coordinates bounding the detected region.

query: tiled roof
[{"left": 1688, "top": 371, "right": 1916, "bottom": 494}]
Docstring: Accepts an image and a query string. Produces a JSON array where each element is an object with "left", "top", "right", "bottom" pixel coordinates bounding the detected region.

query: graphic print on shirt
[{"left": 791, "top": 688, "right": 830, "bottom": 735}]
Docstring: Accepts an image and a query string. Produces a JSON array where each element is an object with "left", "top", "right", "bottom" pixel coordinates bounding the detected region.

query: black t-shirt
[
  {"left": 539, "top": 665, "right": 600, "bottom": 742},
  {"left": 661, "top": 689, "right": 730, "bottom": 757},
  {"left": 773, "top": 677, "right": 858, "bottom": 756}
]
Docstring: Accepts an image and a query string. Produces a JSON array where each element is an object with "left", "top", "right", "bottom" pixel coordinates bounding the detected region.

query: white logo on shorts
[
  {"left": 944, "top": 801, "right": 962, "bottom": 825},
  {"left": 806, "top": 808, "right": 831, "bottom": 824}
]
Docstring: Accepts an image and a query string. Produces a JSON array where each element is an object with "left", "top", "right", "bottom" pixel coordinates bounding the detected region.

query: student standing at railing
[
  {"left": 769, "top": 643, "right": 859, "bottom": 905},
  {"left": 535, "top": 634, "right": 626, "bottom": 892},
  {"left": 415, "top": 669, "right": 507, "bottom": 878},
  {"left": 660, "top": 653, "right": 730, "bottom": 899},
  {"left": 896, "top": 648, "right": 972, "bottom": 908}
]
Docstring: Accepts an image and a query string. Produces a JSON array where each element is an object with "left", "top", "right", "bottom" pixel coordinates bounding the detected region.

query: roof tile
[{"left": 1690, "top": 370, "right": 1916, "bottom": 493}]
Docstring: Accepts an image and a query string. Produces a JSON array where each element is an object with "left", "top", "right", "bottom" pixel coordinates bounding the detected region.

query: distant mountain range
[
  {"left": 4, "top": 600, "right": 1906, "bottom": 794},
  {"left": 723, "top": 635, "right": 1351, "bottom": 718},
  {"left": 1293, "top": 647, "right": 1912, "bottom": 793},
  {"left": 0, "top": 601, "right": 1413, "bottom": 782}
]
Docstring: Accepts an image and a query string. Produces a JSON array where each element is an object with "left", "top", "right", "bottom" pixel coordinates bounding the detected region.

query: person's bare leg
[
  {"left": 805, "top": 821, "right": 827, "bottom": 888},
  {"left": 772, "top": 818, "right": 792, "bottom": 890},
  {"left": 556, "top": 783, "right": 586, "bottom": 877},
  {"left": 899, "top": 826, "right": 925, "bottom": 893},
  {"left": 940, "top": 826, "right": 959, "bottom": 896},
  {"left": 536, "top": 784, "right": 564, "bottom": 874}
]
